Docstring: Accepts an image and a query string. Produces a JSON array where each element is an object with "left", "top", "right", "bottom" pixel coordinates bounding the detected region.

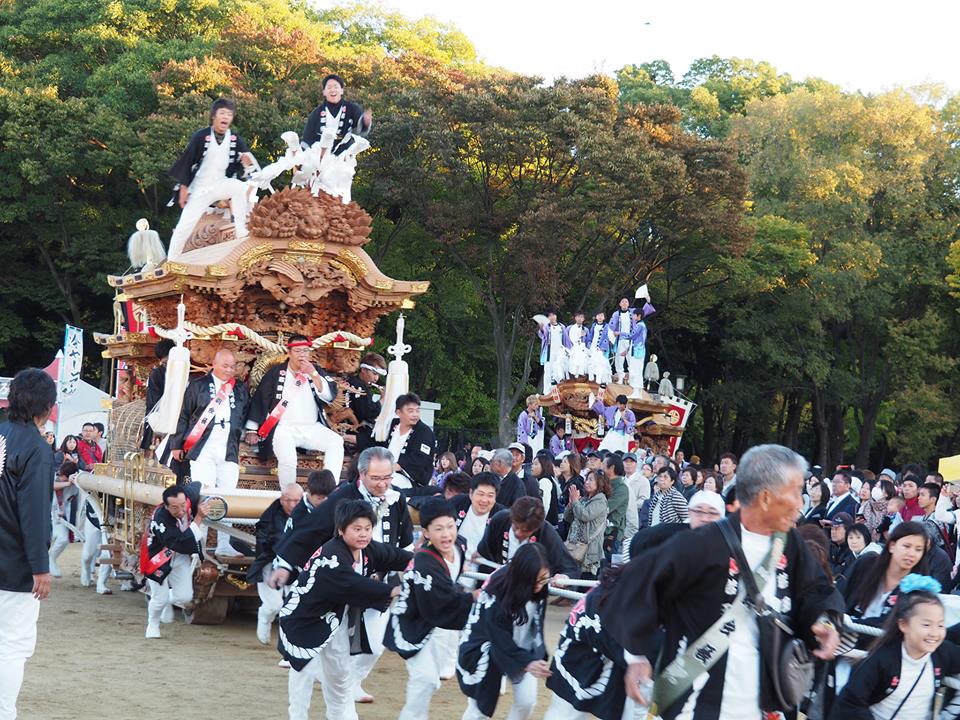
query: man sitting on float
[
  {"left": 245, "top": 335, "right": 345, "bottom": 486},
  {"left": 294, "top": 73, "right": 372, "bottom": 202},
  {"left": 167, "top": 97, "right": 256, "bottom": 260}
]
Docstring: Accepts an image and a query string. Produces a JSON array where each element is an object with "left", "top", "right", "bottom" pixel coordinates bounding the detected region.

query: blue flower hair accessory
[{"left": 899, "top": 574, "right": 942, "bottom": 595}]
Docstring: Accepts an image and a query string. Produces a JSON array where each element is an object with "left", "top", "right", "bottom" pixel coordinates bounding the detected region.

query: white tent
[
  {"left": 0, "top": 377, "right": 109, "bottom": 442},
  {"left": 53, "top": 380, "right": 110, "bottom": 441}
]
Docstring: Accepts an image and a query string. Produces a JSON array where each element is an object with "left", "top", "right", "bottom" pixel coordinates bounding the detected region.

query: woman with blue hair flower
[{"left": 829, "top": 574, "right": 960, "bottom": 719}]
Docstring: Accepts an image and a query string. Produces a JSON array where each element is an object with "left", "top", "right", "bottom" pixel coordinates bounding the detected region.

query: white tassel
[{"left": 127, "top": 218, "right": 167, "bottom": 270}]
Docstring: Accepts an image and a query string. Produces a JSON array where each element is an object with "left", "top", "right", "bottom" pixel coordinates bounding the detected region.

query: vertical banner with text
[{"left": 60, "top": 325, "right": 83, "bottom": 398}]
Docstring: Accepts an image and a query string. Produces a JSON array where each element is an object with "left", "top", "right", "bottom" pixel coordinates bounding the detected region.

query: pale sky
[{"left": 321, "top": 0, "right": 959, "bottom": 94}]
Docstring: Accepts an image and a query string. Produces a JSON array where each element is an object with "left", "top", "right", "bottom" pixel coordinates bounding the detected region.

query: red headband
[{"left": 287, "top": 340, "right": 312, "bottom": 348}]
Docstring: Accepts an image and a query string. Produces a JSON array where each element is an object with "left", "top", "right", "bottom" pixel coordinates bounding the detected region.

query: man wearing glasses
[{"left": 267, "top": 446, "right": 413, "bottom": 704}]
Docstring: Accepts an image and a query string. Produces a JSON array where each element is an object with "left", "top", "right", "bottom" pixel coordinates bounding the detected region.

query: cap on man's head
[
  {"left": 688, "top": 490, "right": 725, "bottom": 517},
  {"left": 508, "top": 442, "right": 525, "bottom": 454},
  {"left": 831, "top": 512, "right": 854, "bottom": 527},
  {"left": 879, "top": 468, "right": 897, "bottom": 482},
  {"left": 623, "top": 452, "right": 637, "bottom": 462}
]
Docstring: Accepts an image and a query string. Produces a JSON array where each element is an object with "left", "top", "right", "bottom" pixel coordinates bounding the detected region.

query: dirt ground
[{"left": 18, "top": 544, "right": 571, "bottom": 719}]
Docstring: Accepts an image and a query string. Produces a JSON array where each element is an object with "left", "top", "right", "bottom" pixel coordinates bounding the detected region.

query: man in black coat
[
  {"left": 144, "top": 482, "right": 209, "bottom": 639},
  {"left": 140, "top": 338, "right": 174, "bottom": 452},
  {"left": 268, "top": 446, "right": 414, "bottom": 703},
  {"left": 477, "top": 496, "right": 579, "bottom": 579},
  {"left": 249, "top": 483, "right": 303, "bottom": 645},
  {"left": 244, "top": 334, "right": 344, "bottom": 486},
  {"left": 169, "top": 348, "right": 249, "bottom": 556},
  {"left": 343, "top": 352, "right": 386, "bottom": 453},
  {"left": 489, "top": 448, "right": 536, "bottom": 507},
  {"left": 0, "top": 368, "right": 57, "bottom": 718},
  {"left": 380, "top": 393, "right": 436, "bottom": 489},
  {"left": 602, "top": 444, "right": 842, "bottom": 718},
  {"left": 167, "top": 97, "right": 256, "bottom": 259},
  {"left": 301, "top": 73, "right": 372, "bottom": 157}
]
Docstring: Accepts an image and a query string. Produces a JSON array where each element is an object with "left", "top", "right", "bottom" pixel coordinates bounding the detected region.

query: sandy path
[{"left": 18, "top": 545, "right": 572, "bottom": 720}]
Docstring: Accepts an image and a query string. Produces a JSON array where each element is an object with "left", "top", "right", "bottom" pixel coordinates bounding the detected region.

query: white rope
[
  {"left": 152, "top": 321, "right": 373, "bottom": 355},
  {"left": 461, "top": 570, "right": 586, "bottom": 602}
]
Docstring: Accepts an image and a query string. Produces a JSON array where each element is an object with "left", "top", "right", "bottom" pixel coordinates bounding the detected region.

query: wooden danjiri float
[{"left": 78, "top": 187, "right": 428, "bottom": 623}]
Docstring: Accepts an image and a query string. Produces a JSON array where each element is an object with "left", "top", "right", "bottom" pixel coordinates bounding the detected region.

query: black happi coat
[
  {"left": 140, "top": 362, "right": 166, "bottom": 450},
  {"left": 457, "top": 569, "right": 548, "bottom": 717},
  {"left": 0, "top": 420, "right": 54, "bottom": 592},
  {"left": 451, "top": 494, "right": 506, "bottom": 529},
  {"left": 168, "top": 373, "right": 249, "bottom": 462},
  {"left": 546, "top": 586, "right": 631, "bottom": 720},
  {"left": 343, "top": 373, "right": 381, "bottom": 452},
  {"left": 600, "top": 513, "right": 844, "bottom": 720},
  {"left": 246, "top": 498, "right": 290, "bottom": 584},
  {"left": 278, "top": 536, "right": 412, "bottom": 672},
  {"left": 301, "top": 100, "right": 370, "bottom": 156},
  {"left": 144, "top": 482, "right": 204, "bottom": 583},
  {"left": 274, "top": 480, "right": 414, "bottom": 577},
  {"left": 384, "top": 538, "right": 474, "bottom": 660},
  {"left": 829, "top": 640, "right": 960, "bottom": 720},
  {"left": 382, "top": 418, "right": 436, "bottom": 487},
  {"left": 284, "top": 495, "right": 318, "bottom": 534},
  {"left": 168, "top": 127, "right": 251, "bottom": 189},
  {"left": 497, "top": 471, "right": 532, "bottom": 508},
  {"left": 245, "top": 362, "right": 337, "bottom": 457},
  {"left": 477, "top": 509, "right": 579, "bottom": 578}
]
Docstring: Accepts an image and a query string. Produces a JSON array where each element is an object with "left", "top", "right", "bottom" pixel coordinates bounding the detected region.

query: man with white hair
[
  {"left": 603, "top": 444, "right": 843, "bottom": 719},
  {"left": 248, "top": 483, "right": 303, "bottom": 645},
  {"left": 268, "top": 446, "right": 413, "bottom": 704}
]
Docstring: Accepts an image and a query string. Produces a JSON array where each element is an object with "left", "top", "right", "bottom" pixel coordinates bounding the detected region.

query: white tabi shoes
[
  {"left": 160, "top": 605, "right": 175, "bottom": 624},
  {"left": 48, "top": 556, "right": 62, "bottom": 578},
  {"left": 145, "top": 623, "right": 161, "bottom": 639}
]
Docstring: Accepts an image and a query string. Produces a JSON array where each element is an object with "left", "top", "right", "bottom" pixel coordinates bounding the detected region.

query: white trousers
[
  {"left": 257, "top": 582, "right": 283, "bottom": 627},
  {"left": 598, "top": 430, "right": 630, "bottom": 454},
  {"left": 461, "top": 673, "right": 538, "bottom": 720},
  {"left": 614, "top": 338, "right": 631, "bottom": 378},
  {"left": 0, "top": 590, "right": 40, "bottom": 720},
  {"left": 146, "top": 556, "right": 195, "bottom": 626},
  {"left": 588, "top": 349, "right": 611, "bottom": 384},
  {"left": 628, "top": 354, "right": 645, "bottom": 395},
  {"left": 435, "top": 627, "right": 459, "bottom": 677},
  {"left": 80, "top": 521, "right": 111, "bottom": 592},
  {"left": 399, "top": 633, "right": 445, "bottom": 720},
  {"left": 190, "top": 429, "right": 240, "bottom": 551},
  {"left": 168, "top": 177, "right": 252, "bottom": 260},
  {"left": 546, "top": 693, "right": 644, "bottom": 720},
  {"left": 352, "top": 607, "right": 388, "bottom": 684},
  {"left": 273, "top": 422, "right": 344, "bottom": 488},
  {"left": 287, "top": 620, "right": 357, "bottom": 720},
  {"left": 49, "top": 514, "right": 70, "bottom": 573}
]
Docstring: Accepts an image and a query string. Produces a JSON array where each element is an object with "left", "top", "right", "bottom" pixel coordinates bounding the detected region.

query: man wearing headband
[
  {"left": 344, "top": 352, "right": 387, "bottom": 453},
  {"left": 245, "top": 335, "right": 345, "bottom": 485}
]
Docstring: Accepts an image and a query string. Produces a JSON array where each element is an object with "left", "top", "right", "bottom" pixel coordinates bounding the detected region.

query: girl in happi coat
[{"left": 457, "top": 543, "right": 553, "bottom": 719}]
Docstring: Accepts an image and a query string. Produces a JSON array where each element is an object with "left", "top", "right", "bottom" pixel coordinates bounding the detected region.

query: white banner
[{"left": 61, "top": 325, "right": 83, "bottom": 397}]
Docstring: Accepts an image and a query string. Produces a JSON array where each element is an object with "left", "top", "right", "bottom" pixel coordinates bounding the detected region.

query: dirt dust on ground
[{"left": 18, "top": 544, "right": 572, "bottom": 719}]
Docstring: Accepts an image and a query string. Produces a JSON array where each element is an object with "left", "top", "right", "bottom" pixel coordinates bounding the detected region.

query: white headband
[{"left": 360, "top": 363, "right": 387, "bottom": 377}]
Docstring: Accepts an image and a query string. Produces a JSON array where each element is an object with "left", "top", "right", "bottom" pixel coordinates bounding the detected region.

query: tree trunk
[
  {"left": 811, "top": 388, "right": 829, "bottom": 469},
  {"left": 781, "top": 391, "right": 804, "bottom": 450},
  {"left": 854, "top": 367, "right": 889, "bottom": 469},
  {"left": 701, "top": 397, "right": 717, "bottom": 466}
]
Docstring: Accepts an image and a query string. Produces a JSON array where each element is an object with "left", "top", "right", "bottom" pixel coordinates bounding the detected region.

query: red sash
[
  {"left": 258, "top": 372, "right": 308, "bottom": 438},
  {"left": 183, "top": 377, "right": 236, "bottom": 453},
  {"left": 139, "top": 500, "right": 192, "bottom": 577}
]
